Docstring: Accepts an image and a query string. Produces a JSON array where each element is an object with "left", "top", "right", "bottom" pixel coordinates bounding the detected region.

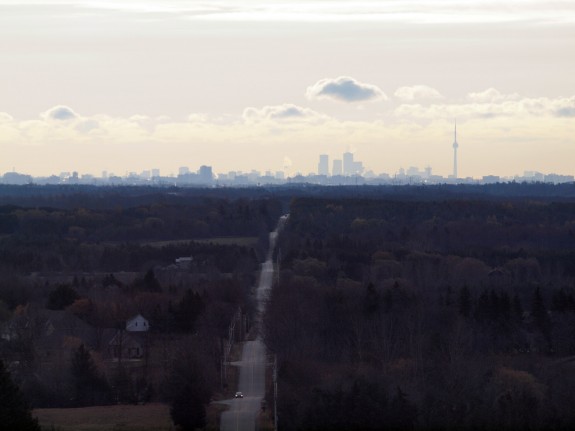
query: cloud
[
  {"left": 556, "top": 107, "right": 575, "bottom": 117},
  {"left": 306, "top": 76, "right": 387, "bottom": 103},
  {"left": 26, "top": 1, "right": 574, "bottom": 26},
  {"left": 129, "top": 115, "right": 149, "bottom": 122},
  {"left": 394, "top": 85, "right": 443, "bottom": 102},
  {"left": 467, "top": 88, "right": 519, "bottom": 103},
  {"left": 0, "top": 113, "right": 14, "bottom": 123},
  {"left": 1, "top": 98, "right": 573, "bottom": 179},
  {"left": 554, "top": 96, "right": 575, "bottom": 117},
  {"left": 242, "top": 104, "right": 326, "bottom": 122},
  {"left": 395, "top": 95, "right": 575, "bottom": 119},
  {"left": 187, "top": 113, "right": 210, "bottom": 123},
  {"left": 75, "top": 119, "right": 100, "bottom": 133},
  {"left": 42, "top": 105, "right": 79, "bottom": 121}
]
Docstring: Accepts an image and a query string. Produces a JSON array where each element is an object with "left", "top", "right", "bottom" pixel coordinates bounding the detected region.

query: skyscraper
[
  {"left": 198, "top": 165, "right": 213, "bottom": 183},
  {"left": 452, "top": 121, "right": 459, "bottom": 178},
  {"left": 343, "top": 152, "right": 354, "bottom": 176},
  {"left": 318, "top": 154, "right": 329, "bottom": 176},
  {"left": 332, "top": 159, "right": 343, "bottom": 176}
]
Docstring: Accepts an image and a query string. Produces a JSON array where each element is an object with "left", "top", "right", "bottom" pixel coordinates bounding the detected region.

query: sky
[{"left": 0, "top": 0, "right": 574, "bottom": 178}]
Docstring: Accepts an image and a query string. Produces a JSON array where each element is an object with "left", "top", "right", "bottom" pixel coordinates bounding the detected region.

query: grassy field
[
  {"left": 141, "top": 236, "right": 259, "bottom": 248},
  {"left": 34, "top": 403, "right": 172, "bottom": 431},
  {"left": 191, "top": 236, "right": 258, "bottom": 247}
]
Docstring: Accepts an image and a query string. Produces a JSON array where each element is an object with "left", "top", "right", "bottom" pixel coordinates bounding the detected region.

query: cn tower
[{"left": 452, "top": 120, "right": 459, "bottom": 178}]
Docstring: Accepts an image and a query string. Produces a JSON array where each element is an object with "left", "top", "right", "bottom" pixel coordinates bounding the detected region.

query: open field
[
  {"left": 191, "top": 236, "right": 259, "bottom": 247},
  {"left": 140, "top": 236, "right": 259, "bottom": 248},
  {"left": 34, "top": 403, "right": 172, "bottom": 431}
]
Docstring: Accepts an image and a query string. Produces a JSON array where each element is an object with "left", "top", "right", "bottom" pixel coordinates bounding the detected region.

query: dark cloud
[
  {"left": 42, "top": 105, "right": 79, "bottom": 121},
  {"left": 306, "top": 76, "right": 386, "bottom": 103},
  {"left": 243, "top": 104, "right": 325, "bottom": 122},
  {"left": 556, "top": 107, "right": 575, "bottom": 117},
  {"left": 269, "top": 105, "right": 306, "bottom": 119}
]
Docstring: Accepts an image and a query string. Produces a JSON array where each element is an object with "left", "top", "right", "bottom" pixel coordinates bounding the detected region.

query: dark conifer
[
  {"left": 458, "top": 286, "right": 472, "bottom": 318},
  {"left": 0, "top": 359, "right": 41, "bottom": 431},
  {"left": 531, "top": 286, "right": 551, "bottom": 339},
  {"left": 71, "top": 344, "right": 110, "bottom": 406}
]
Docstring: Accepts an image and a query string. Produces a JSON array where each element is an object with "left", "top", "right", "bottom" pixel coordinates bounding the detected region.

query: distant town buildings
[
  {"left": 318, "top": 155, "right": 329, "bottom": 176},
  {"left": 332, "top": 159, "right": 343, "bottom": 176},
  {"left": 318, "top": 152, "right": 363, "bottom": 177},
  {"left": 3, "top": 124, "right": 575, "bottom": 187},
  {"left": 2, "top": 165, "right": 573, "bottom": 187}
]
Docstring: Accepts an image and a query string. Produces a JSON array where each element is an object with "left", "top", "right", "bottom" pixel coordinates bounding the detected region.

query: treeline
[
  {"left": 0, "top": 194, "right": 284, "bottom": 430},
  {"left": 2, "top": 182, "right": 575, "bottom": 211},
  {"left": 265, "top": 197, "right": 575, "bottom": 430},
  {"left": 0, "top": 198, "right": 281, "bottom": 273},
  {"left": 0, "top": 197, "right": 282, "bottom": 240}
]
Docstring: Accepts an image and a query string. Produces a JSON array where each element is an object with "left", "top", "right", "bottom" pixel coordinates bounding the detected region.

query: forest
[
  {"left": 265, "top": 197, "right": 575, "bottom": 430},
  {"left": 0, "top": 192, "right": 282, "bottom": 429},
  {"left": 2, "top": 183, "right": 575, "bottom": 430}
]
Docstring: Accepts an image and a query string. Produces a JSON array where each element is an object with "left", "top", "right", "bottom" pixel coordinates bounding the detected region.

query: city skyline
[
  {"left": 0, "top": 1, "right": 574, "bottom": 178},
  {"left": 3, "top": 149, "right": 574, "bottom": 187}
]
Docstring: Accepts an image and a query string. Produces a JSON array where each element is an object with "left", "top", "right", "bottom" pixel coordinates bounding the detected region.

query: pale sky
[{"left": 0, "top": 0, "right": 574, "bottom": 178}]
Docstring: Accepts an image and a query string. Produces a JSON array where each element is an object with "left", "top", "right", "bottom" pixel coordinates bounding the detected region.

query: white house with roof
[
  {"left": 107, "top": 314, "right": 150, "bottom": 361},
  {"left": 126, "top": 314, "right": 149, "bottom": 332}
]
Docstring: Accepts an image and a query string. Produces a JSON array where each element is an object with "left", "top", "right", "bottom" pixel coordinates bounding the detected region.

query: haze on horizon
[{"left": 0, "top": 0, "right": 574, "bottom": 178}]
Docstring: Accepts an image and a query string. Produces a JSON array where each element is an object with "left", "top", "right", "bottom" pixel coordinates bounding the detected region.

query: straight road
[
  {"left": 220, "top": 216, "right": 287, "bottom": 431},
  {"left": 220, "top": 340, "right": 267, "bottom": 431}
]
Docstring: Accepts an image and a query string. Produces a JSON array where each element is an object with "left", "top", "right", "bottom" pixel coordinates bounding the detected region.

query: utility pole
[
  {"left": 276, "top": 248, "right": 281, "bottom": 286},
  {"left": 274, "top": 354, "right": 278, "bottom": 431}
]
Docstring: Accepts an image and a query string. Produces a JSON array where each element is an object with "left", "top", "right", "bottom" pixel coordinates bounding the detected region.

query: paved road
[
  {"left": 220, "top": 340, "right": 267, "bottom": 431},
  {"left": 220, "top": 216, "right": 287, "bottom": 431}
]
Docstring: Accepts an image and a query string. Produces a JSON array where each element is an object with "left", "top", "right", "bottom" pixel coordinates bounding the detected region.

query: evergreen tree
[
  {"left": 167, "top": 351, "right": 212, "bottom": 431},
  {"left": 0, "top": 359, "right": 41, "bottom": 431},
  {"left": 363, "top": 282, "right": 379, "bottom": 315},
  {"left": 499, "top": 291, "right": 511, "bottom": 322},
  {"left": 531, "top": 286, "right": 551, "bottom": 341},
  {"left": 143, "top": 269, "right": 162, "bottom": 292},
  {"left": 170, "top": 385, "right": 206, "bottom": 431},
  {"left": 531, "top": 286, "right": 550, "bottom": 334},
  {"left": 111, "top": 365, "right": 135, "bottom": 404},
  {"left": 46, "top": 284, "right": 79, "bottom": 310},
  {"left": 458, "top": 286, "right": 472, "bottom": 318},
  {"left": 71, "top": 344, "right": 110, "bottom": 406},
  {"left": 173, "top": 290, "right": 205, "bottom": 332},
  {"left": 512, "top": 294, "right": 523, "bottom": 321},
  {"left": 389, "top": 386, "right": 417, "bottom": 430}
]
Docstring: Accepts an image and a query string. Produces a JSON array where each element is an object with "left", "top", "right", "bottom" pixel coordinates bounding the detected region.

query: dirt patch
[{"left": 34, "top": 403, "right": 172, "bottom": 431}]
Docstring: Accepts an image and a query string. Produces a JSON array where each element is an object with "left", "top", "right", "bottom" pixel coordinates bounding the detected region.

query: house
[
  {"left": 108, "top": 330, "right": 147, "bottom": 360},
  {"left": 175, "top": 256, "right": 193, "bottom": 270},
  {"left": 107, "top": 314, "right": 150, "bottom": 361},
  {"left": 1, "top": 308, "right": 99, "bottom": 364},
  {"left": 126, "top": 314, "right": 149, "bottom": 332}
]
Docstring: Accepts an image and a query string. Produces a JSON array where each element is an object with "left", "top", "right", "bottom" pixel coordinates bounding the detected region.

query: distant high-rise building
[
  {"left": 318, "top": 154, "right": 329, "bottom": 176},
  {"left": 198, "top": 165, "right": 213, "bottom": 183},
  {"left": 452, "top": 121, "right": 459, "bottom": 178},
  {"left": 178, "top": 166, "right": 190, "bottom": 176},
  {"left": 343, "top": 152, "right": 354, "bottom": 176},
  {"left": 151, "top": 168, "right": 160, "bottom": 178},
  {"left": 332, "top": 159, "right": 343, "bottom": 176}
]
